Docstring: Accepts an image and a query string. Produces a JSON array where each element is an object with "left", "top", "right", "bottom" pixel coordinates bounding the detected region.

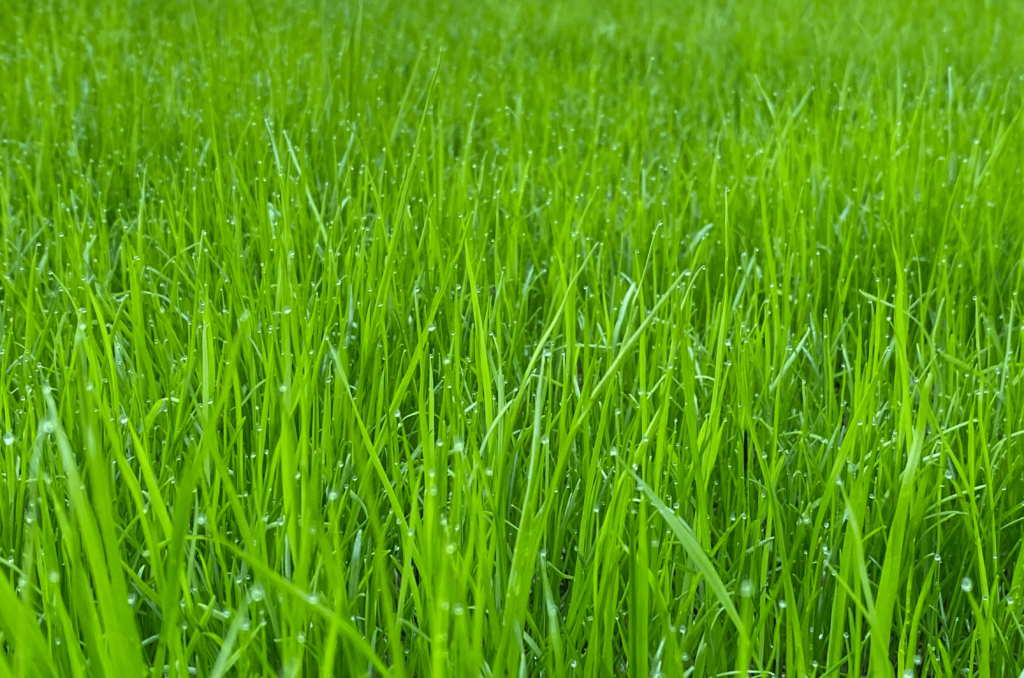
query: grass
[{"left": 2, "top": 0, "right": 1024, "bottom": 675}]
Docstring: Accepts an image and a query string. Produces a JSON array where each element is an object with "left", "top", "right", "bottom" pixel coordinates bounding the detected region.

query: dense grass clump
[{"left": 3, "top": 0, "right": 1024, "bottom": 676}]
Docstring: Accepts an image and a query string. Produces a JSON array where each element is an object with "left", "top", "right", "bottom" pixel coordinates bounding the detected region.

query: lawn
[{"left": 2, "top": 0, "right": 1024, "bottom": 676}]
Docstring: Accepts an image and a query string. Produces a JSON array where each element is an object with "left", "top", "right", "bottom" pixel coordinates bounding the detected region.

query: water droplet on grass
[{"left": 961, "top": 577, "right": 973, "bottom": 593}]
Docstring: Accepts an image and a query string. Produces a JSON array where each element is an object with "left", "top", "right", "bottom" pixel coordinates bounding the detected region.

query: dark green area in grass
[{"left": 2, "top": 0, "right": 1024, "bottom": 676}]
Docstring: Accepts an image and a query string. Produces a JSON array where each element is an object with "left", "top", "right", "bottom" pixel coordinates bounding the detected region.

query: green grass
[{"left": 2, "top": 0, "right": 1024, "bottom": 675}]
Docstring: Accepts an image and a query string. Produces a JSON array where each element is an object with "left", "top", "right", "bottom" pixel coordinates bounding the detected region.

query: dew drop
[{"left": 740, "top": 579, "right": 754, "bottom": 597}]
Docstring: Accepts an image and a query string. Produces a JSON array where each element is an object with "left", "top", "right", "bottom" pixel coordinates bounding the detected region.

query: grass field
[{"left": 3, "top": 0, "right": 1024, "bottom": 676}]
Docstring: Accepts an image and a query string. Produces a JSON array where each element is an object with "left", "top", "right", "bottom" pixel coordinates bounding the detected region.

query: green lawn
[{"left": 2, "top": 0, "right": 1024, "bottom": 676}]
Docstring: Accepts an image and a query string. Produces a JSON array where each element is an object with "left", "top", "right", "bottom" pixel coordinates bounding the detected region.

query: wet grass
[{"left": 2, "top": 0, "right": 1024, "bottom": 676}]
